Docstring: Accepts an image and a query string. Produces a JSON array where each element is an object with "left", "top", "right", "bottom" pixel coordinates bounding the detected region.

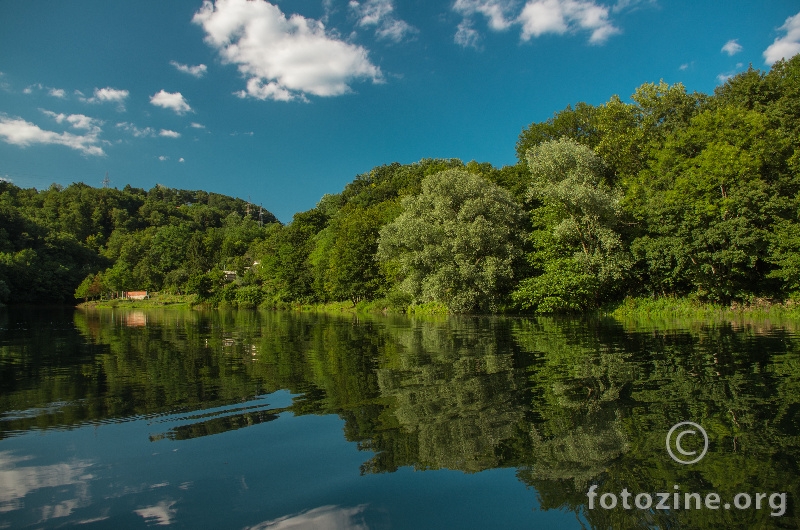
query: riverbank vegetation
[{"left": 1, "top": 55, "right": 799, "bottom": 314}]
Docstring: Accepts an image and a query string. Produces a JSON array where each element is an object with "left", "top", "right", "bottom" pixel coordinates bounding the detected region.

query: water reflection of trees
[{"left": 1, "top": 308, "right": 799, "bottom": 527}]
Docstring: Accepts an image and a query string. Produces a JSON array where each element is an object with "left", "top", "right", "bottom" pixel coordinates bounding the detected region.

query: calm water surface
[{"left": 0, "top": 307, "right": 798, "bottom": 529}]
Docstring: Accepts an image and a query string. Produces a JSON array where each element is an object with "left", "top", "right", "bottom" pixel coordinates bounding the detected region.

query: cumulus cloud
[
  {"left": 48, "top": 88, "right": 66, "bottom": 98},
  {"left": 453, "top": 0, "right": 619, "bottom": 47},
  {"left": 179, "top": 157, "right": 185, "bottom": 163},
  {"left": 41, "top": 110, "right": 103, "bottom": 133},
  {"left": 80, "top": 87, "right": 130, "bottom": 110},
  {"left": 170, "top": 61, "right": 208, "bottom": 78},
  {"left": 192, "top": 0, "right": 383, "bottom": 101},
  {"left": 349, "top": 0, "right": 417, "bottom": 42},
  {"left": 159, "top": 129, "right": 181, "bottom": 138},
  {"left": 190, "top": 122, "right": 206, "bottom": 129},
  {"left": 721, "top": 39, "right": 742, "bottom": 56},
  {"left": 0, "top": 115, "right": 104, "bottom": 156},
  {"left": 518, "top": 0, "right": 619, "bottom": 44},
  {"left": 150, "top": 90, "right": 192, "bottom": 114},
  {"left": 158, "top": 155, "right": 169, "bottom": 161},
  {"left": 764, "top": 12, "right": 800, "bottom": 65}
]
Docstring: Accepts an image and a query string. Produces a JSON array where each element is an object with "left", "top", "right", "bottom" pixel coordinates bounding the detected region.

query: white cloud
[
  {"left": 0, "top": 115, "right": 104, "bottom": 156},
  {"left": 453, "top": 0, "right": 516, "bottom": 31},
  {"left": 116, "top": 122, "right": 156, "bottom": 137},
  {"left": 721, "top": 39, "right": 742, "bottom": 56},
  {"left": 159, "top": 129, "right": 181, "bottom": 138},
  {"left": 158, "top": 155, "right": 169, "bottom": 161},
  {"left": 179, "top": 157, "right": 185, "bottom": 163},
  {"left": 190, "top": 122, "right": 206, "bottom": 129},
  {"left": 150, "top": 90, "right": 192, "bottom": 114},
  {"left": 23, "top": 83, "right": 42, "bottom": 94},
  {"left": 764, "top": 12, "right": 800, "bottom": 65},
  {"left": 135, "top": 501, "right": 176, "bottom": 526},
  {"left": 679, "top": 63, "right": 689, "bottom": 70},
  {"left": 48, "top": 88, "right": 66, "bottom": 98},
  {"left": 455, "top": 19, "right": 482, "bottom": 49},
  {"left": 41, "top": 110, "right": 103, "bottom": 133},
  {"left": 350, "top": 0, "right": 393, "bottom": 26},
  {"left": 349, "top": 0, "right": 417, "bottom": 42},
  {"left": 193, "top": 0, "right": 383, "bottom": 101},
  {"left": 170, "top": 61, "right": 208, "bottom": 78},
  {"left": 518, "top": 0, "right": 619, "bottom": 44},
  {"left": 611, "top": 0, "right": 655, "bottom": 13},
  {"left": 376, "top": 18, "right": 417, "bottom": 42},
  {"left": 453, "top": 0, "right": 619, "bottom": 47},
  {"left": 80, "top": 87, "right": 130, "bottom": 109}
]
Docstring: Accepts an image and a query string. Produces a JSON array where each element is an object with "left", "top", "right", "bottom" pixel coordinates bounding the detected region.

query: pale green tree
[
  {"left": 514, "top": 138, "right": 629, "bottom": 311},
  {"left": 377, "top": 169, "right": 525, "bottom": 313}
]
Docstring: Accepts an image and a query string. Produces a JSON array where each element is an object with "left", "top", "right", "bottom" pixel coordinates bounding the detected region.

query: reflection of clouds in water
[
  {"left": 245, "top": 505, "right": 369, "bottom": 529},
  {"left": 135, "top": 500, "right": 177, "bottom": 526},
  {"left": 0, "top": 451, "right": 93, "bottom": 520}
]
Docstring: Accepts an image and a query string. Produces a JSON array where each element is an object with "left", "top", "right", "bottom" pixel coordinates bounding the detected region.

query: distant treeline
[{"left": 1, "top": 55, "right": 799, "bottom": 312}]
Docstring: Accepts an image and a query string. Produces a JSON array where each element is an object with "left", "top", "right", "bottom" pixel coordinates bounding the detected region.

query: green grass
[
  {"left": 78, "top": 293, "right": 195, "bottom": 309},
  {"left": 606, "top": 296, "right": 800, "bottom": 330}
]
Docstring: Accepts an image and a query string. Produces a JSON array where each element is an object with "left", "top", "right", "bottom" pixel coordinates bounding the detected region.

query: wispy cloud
[
  {"left": 190, "top": 122, "right": 206, "bottom": 129},
  {"left": 349, "top": 0, "right": 417, "bottom": 42},
  {"left": 159, "top": 129, "right": 181, "bottom": 138},
  {"left": 455, "top": 19, "right": 483, "bottom": 49},
  {"left": 452, "top": 0, "right": 620, "bottom": 48},
  {"left": 611, "top": 0, "right": 656, "bottom": 14},
  {"left": 0, "top": 114, "right": 105, "bottom": 156},
  {"left": 764, "top": 11, "right": 800, "bottom": 65},
  {"left": 721, "top": 39, "right": 742, "bottom": 56},
  {"left": 193, "top": 0, "right": 382, "bottom": 101},
  {"left": 150, "top": 90, "right": 192, "bottom": 114},
  {"left": 48, "top": 88, "right": 66, "bottom": 98},
  {"left": 158, "top": 155, "right": 169, "bottom": 161},
  {"left": 453, "top": 0, "right": 516, "bottom": 31},
  {"left": 170, "top": 61, "right": 208, "bottom": 78},
  {"left": 116, "top": 122, "right": 156, "bottom": 137}
]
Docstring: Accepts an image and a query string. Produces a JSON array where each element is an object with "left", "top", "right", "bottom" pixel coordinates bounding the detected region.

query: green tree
[
  {"left": 377, "top": 169, "right": 525, "bottom": 313},
  {"left": 513, "top": 139, "right": 629, "bottom": 312}
]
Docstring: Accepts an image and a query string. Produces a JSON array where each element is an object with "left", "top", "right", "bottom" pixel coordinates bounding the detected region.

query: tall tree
[{"left": 377, "top": 169, "right": 525, "bottom": 313}]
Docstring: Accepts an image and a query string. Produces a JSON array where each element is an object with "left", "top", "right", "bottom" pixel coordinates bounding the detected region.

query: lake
[{"left": 0, "top": 307, "right": 798, "bottom": 529}]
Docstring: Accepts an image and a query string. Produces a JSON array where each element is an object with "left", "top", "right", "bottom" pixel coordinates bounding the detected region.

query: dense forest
[{"left": 1, "top": 55, "right": 799, "bottom": 313}]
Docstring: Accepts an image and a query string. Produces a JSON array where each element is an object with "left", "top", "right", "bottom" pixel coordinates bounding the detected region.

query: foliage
[{"left": 377, "top": 169, "right": 526, "bottom": 313}]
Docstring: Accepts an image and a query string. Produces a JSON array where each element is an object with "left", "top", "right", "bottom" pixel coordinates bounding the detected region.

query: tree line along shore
[{"left": 2, "top": 55, "right": 799, "bottom": 316}]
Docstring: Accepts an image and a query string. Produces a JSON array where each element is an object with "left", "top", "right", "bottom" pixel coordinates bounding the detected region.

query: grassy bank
[
  {"left": 78, "top": 293, "right": 195, "bottom": 309},
  {"left": 606, "top": 296, "right": 800, "bottom": 323}
]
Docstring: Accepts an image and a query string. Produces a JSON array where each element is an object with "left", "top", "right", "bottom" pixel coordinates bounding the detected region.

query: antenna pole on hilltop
[
  {"left": 259, "top": 204, "right": 263, "bottom": 227},
  {"left": 102, "top": 172, "right": 110, "bottom": 188},
  {"left": 246, "top": 195, "right": 251, "bottom": 217}
]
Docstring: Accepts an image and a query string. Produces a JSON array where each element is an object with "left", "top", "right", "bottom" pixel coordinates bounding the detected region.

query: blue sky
[{"left": 1, "top": 0, "right": 799, "bottom": 222}]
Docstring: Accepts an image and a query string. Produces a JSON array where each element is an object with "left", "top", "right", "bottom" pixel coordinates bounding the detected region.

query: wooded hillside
[{"left": 2, "top": 55, "right": 798, "bottom": 312}]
